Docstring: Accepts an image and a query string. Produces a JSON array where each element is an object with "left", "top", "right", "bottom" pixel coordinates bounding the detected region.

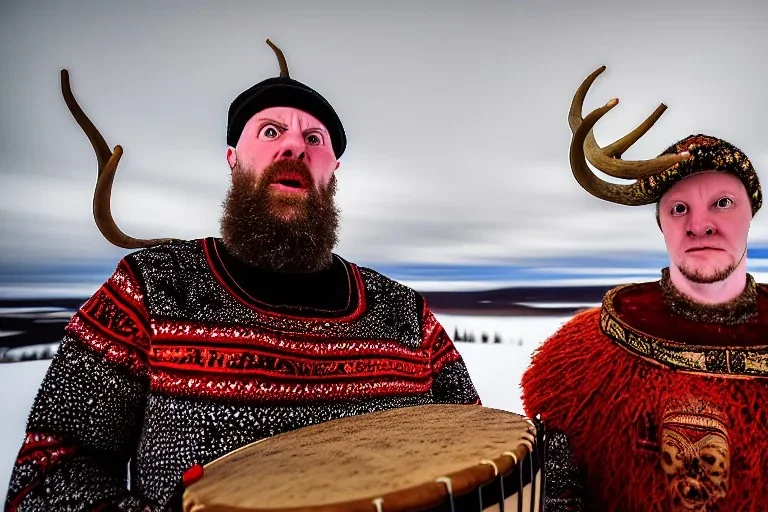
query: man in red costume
[
  {"left": 522, "top": 67, "right": 768, "bottom": 512},
  {"left": 5, "top": 41, "right": 480, "bottom": 511}
]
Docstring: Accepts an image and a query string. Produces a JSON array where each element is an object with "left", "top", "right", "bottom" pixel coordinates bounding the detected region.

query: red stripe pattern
[{"left": 63, "top": 258, "right": 471, "bottom": 404}]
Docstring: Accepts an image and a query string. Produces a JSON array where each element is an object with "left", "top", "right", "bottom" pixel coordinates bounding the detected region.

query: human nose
[
  {"left": 274, "top": 131, "right": 307, "bottom": 162},
  {"left": 686, "top": 210, "right": 716, "bottom": 237}
]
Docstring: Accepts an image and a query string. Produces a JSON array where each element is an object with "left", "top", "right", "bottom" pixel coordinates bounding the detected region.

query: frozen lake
[{"left": 0, "top": 312, "right": 576, "bottom": 503}]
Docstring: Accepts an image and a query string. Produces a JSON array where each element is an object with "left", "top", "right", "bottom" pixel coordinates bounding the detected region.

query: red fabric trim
[
  {"left": 96, "top": 285, "right": 151, "bottom": 340},
  {"left": 67, "top": 315, "right": 148, "bottom": 375},
  {"left": 149, "top": 370, "right": 432, "bottom": 402},
  {"left": 16, "top": 433, "right": 77, "bottom": 471},
  {"left": 432, "top": 347, "right": 462, "bottom": 374},
  {"left": 6, "top": 479, "right": 42, "bottom": 512},
  {"left": 150, "top": 320, "right": 429, "bottom": 361},
  {"left": 421, "top": 301, "right": 441, "bottom": 346},
  {"left": 422, "top": 302, "right": 463, "bottom": 373},
  {"left": 200, "top": 238, "right": 368, "bottom": 322},
  {"left": 62, "top": 260, "right": 152, "bottom": 375},
  {"left": 149, "top": 344, "right": 431, "bottom": 381},
  {"left": 75, "top": 288, "right": 151, "bottom": 349},
  {"left": 8, "top": 433, "right": 79, "bottom": 510},
  {"left": 107, "top": 259, "right": 147, "bottom": 313},
  {"left": 611, "top": 280, "right": 768, "bottom": 348}
]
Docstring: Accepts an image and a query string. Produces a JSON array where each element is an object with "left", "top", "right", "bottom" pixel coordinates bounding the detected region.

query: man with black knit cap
[
  {"left": 522, "top": 67, "right": 768, "bottom": 512},
  {"left": 5, "top": 40, "right": 480, "bottom": 512}
]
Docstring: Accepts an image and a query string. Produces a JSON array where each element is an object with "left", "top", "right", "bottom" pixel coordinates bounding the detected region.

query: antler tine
[
  {"left": 570, "top": 66, "right": 691, "bottom": 180},
  {"left": 60, "top": 69, "right": 179, "bottom": 250},
  {"left": 569, "top": 99, "right": 648, "bottom": 205},
  {"left": 602, "top": 103, "right": 667, "bottom": 158},
  {"left": 61, "top": 69, "right": 112, "bottom": 172},
  {"left": 265, "top": 39, "right": 289, "bottom": 78},
  {"left": 568, "top": 65, "right": 606, "bottom": 134}
]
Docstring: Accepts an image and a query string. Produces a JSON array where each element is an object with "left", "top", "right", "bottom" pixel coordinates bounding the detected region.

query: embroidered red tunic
[
  {"left": 5, "top": 238, "right": 480, "bottom": 511},
  {"left": 522, "top": 272, "right": 768, "bottom": 512}
]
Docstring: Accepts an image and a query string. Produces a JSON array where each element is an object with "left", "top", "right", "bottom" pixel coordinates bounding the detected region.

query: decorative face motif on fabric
[{"left": 660, "top": 400, "right": 730, "bottom": 512}]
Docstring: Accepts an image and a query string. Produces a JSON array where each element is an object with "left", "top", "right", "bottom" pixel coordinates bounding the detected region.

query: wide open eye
[
  {"left": 671, "top": 203, "right": 687, "bottom": 215},
  {"left": 716, "top": 197, "right": 734, "bottom": 209},
  {"left": 305, "top": 132, "right": 324, "bottom": 146},
  {"left": 258, "top": 124, "right": 282, "bottom": 140}
]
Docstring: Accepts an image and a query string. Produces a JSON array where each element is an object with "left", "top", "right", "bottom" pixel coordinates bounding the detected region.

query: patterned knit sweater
[{"left": 5, "top": 238, "right": 481, "bottom": 511}]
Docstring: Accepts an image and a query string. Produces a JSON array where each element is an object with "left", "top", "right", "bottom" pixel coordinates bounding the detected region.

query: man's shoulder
[
  {"left": 522, "top": 305, "right": 636, "bottom": 420},
  {"left": 118, "top": 238, "right": 209, "bottom": 280},
  {"left": 338, "top": 258, "right": 422, "bottom": 295},
  {"left": 535, "top": 306, "right": 606, "bottom": 353},
  {"left": 123, "top": 238, "right": 205, "bottom": 263}
]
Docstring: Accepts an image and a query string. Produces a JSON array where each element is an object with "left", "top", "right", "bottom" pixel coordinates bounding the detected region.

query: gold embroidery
[{"left": 600, "top": 285, "right": 768, "bottom": 378}]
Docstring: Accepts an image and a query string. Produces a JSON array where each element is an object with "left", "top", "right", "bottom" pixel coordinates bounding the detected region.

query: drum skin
[{"left": 183, "top": 404, "right": 538, "bottom": 512}]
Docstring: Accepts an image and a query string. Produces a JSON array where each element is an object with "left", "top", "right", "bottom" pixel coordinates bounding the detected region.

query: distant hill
[{"left": 420, "top": 285, "right": 611, "bottom": 315}]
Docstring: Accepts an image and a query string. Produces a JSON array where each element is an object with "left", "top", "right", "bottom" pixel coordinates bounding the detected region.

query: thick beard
[
  {"left": 219, "top": 159, "right": 339, "bottom": 273},
  {"left": 677, "top": 261, "right": 737, "bottom": 284}
]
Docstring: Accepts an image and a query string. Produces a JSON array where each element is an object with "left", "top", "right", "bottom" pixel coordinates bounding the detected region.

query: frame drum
[{"left": 183, "top": 404, "right": 546, "bottom": 512}]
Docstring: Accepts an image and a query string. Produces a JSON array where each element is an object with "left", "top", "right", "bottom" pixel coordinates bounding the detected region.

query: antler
[
  {"left": 266, "top": 39, "right": 289, "bottom": 78},
  {"left": 568, "top": 66, "right": 691, "bottom": 205},
  {"left": 60, "top": 69, "right": 179, "bottom": 249}
]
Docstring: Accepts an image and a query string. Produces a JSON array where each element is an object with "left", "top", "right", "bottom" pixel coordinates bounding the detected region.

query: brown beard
[
  {"left": 219, "top": 159, "right": 339, "bottom": 273},
  {"left": 677, "top": 261, "right": 737, "bottom": 284}
]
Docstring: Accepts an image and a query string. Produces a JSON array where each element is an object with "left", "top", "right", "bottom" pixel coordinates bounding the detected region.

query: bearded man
[
  {"left": 521, "top": 67, "right": 768, "bottom": 512},
  {"left": 5, "top": 40, "right": 480, "bottom": 512}
]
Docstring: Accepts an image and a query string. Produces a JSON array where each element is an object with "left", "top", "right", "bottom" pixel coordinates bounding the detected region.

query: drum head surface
[{"left": 183, "top": 404, "right": 533, "bottom": 512}]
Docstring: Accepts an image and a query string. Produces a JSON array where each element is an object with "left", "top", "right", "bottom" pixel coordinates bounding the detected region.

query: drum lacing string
[
  {"left": 532, "top": 414, "right": 547, "bottom": 512},
  {"left": 518, "top": 432, "right": 535, "bottom": 453},
  {"left": 502, "top": 431, "right": 535, "bottom": 465},
  {"left": 371, "top": 497, "right": 384, "bottom": 512},
  {"left": 521, "top": 427, "right": 539, "bottom": 512},
  {"left": 435, "top": 476, "right": 456, "bottom": 512},
  {"left": 502, "top": 435, "right": 535, "bottom": 512},
  {"left": 185, "top": 502, "right": 205, "bottom": 512},
  {"left": 501, "top": 451, "right": 518, "bottom": 464},
  {"left": 479, "top": 459, "right": 503, "bottom": 512}
]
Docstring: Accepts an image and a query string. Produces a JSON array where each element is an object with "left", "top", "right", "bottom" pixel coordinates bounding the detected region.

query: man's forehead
[
  {"left": 662, "top": 172, "right": 745, "bottom": 199},
  {"left": 251, "top": 106, "right": 329, "bottom": 132}
]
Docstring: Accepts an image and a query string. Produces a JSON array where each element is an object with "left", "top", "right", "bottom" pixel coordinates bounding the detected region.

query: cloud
[{"left": 2, "top": 0, "right": 767, "bottom": 274}]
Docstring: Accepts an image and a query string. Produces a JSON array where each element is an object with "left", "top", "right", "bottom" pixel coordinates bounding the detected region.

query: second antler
[
  {"left": 60, "top": 69, "right": 179, "bottom": 249},
  {"left": 568, "top": 66, "right": 691, "bottom": 205}
]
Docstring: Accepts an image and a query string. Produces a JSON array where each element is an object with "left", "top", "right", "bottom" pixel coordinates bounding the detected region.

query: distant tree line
[
  {"left": 452, "top": 327, "right": 524, "bottom": 345},
  {"left": 0, "top": 345, "right": 57, "bottom": 364}
]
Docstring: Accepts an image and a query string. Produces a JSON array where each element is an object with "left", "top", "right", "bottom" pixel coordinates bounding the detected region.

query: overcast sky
[{"left": 1, "top": 0, "right": 767, "bottom": 289}]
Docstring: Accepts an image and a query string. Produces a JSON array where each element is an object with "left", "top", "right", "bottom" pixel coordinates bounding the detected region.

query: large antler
[
  {"left": 568, "top": 66, "right": 691, "bottom": 205},
  {"left": 60, "top": 69, "right": 179, "bottom": 249}
]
